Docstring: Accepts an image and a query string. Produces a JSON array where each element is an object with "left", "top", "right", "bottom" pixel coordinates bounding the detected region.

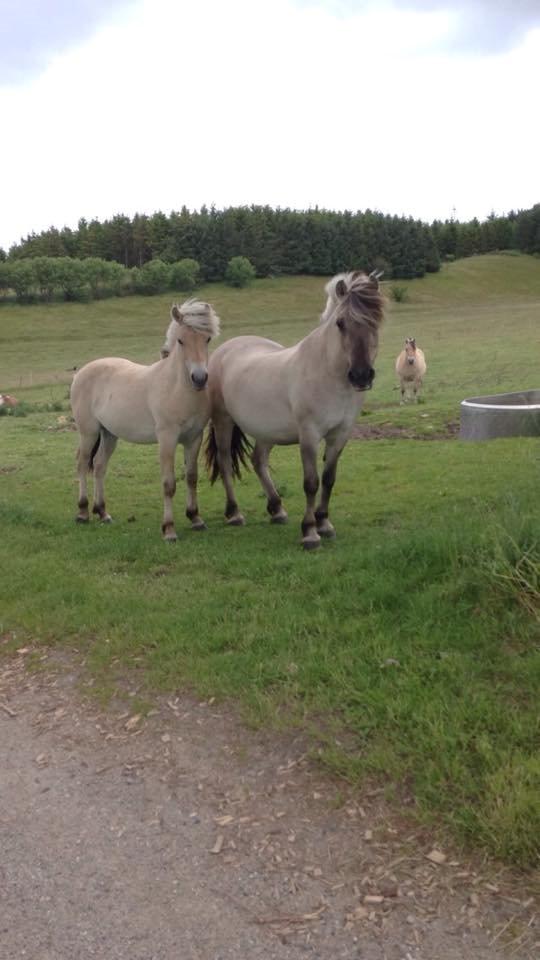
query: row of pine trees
[{"left": 2, "top": 204, "right": 539, "bottom": 283}]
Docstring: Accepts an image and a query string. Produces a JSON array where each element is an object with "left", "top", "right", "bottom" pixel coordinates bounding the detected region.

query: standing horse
[
  {"left": 395, "top": 337, "right": 426, "bottom": 403},
  {"left": 205, "top": 271, "right": 385, "bottom": 550},
  {"left": 71, "top": 300, "right": 220, "bottom": 540}
]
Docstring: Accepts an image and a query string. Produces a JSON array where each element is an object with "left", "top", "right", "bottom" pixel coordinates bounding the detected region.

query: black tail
[
  {"left": 88, "top": 434, "right": 101, "bottom": 471},
  {"left": 205, "top": 421, "right": 253, "bottom": 485}
]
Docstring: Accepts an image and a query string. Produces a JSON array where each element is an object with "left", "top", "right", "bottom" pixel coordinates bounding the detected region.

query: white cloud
[{"left": 1, "top": 0, "right": 539, "bottom": 251}]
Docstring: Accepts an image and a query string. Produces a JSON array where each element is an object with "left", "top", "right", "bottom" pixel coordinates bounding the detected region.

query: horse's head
[
  {"left": 405, "top": 337, "right": 416, "bottom": 365},
  {"left": 323, "top": 270, "right": 385, "bottom": 391},
  {"left": 165, "top": 300, "right": 221, "bottom": 390}
]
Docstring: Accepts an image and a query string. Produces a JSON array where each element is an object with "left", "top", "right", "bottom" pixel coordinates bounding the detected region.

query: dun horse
[
  {"left": 395, "top": 337, "right": 426, "bottom": 403},
  {"left": 71, "top": 300, "right": 220, "bottom": 540},
  {"left": 205, "top": 271, "right": 385, "bottom": 550}
]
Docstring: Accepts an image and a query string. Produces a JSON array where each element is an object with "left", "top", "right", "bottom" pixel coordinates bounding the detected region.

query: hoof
[
  {"left": 317, "top": 521, "right": 336, "bottom": 539},
  {"left": 100, "top": 515, "right": 113, "bottom": 524},
  {"left": 163, "top": 532, "right": 178, "bottom": 542},
  {"left": 302, "top": 535, "right": 321, "bottom": 551},
  {"left": 75, "top": 515, "right": 89, "bottom": 524},
  {"left": 191, "top": 520, "right": 207, "bottom": 531},
  {"left": 227, "top": 515, "right": 245, "bottom": 527},
  {"left": 270, "top": 512, "right": 288, "bottom": 525}
]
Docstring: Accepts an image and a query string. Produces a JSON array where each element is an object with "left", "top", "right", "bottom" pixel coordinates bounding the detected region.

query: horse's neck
[
  {"left": 299, "top": 321, "right": 347, "bottom": 379},
  {"left": 161, "top": 345, "right": 191, "bottom": 390}
]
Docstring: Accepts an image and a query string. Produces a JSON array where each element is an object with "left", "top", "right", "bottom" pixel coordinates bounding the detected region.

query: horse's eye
[
  {"left": 336, "top": 318, "right": 345, "bottom": 331},
  {"left": 178, "top": 338, "right": 184, "bottom": 346},
  {"left": 206, "top": 337, "right": 211, "bottom": 344}
]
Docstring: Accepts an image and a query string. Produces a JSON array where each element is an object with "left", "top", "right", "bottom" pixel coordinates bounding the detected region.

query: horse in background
[
  {"left": 205, "top": 271, "right": 385, "bottom": 550},
  {"left": 71, "top": 299, "right": 220, "bottom": 540},
  {"left": 395, "top": 337, "right": 426, "bottom": 403}
]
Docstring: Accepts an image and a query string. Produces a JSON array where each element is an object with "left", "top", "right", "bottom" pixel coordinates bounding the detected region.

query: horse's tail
[
  {"left": 88, "top": 435, "right": 101, "bottom": 471},
  {"left": 205, "top": 421, "right": 253, "bottom": 485}
]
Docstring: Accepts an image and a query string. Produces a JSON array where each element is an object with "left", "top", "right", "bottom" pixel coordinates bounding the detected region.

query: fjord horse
[
  {"left": 71, "top": 299, "right": 220, "bottom": 540},
  {"left": 205, "top": 271, "right": 385, "bottom": 549}
]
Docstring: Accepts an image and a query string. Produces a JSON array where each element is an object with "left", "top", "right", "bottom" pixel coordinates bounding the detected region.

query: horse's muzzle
[
  {"left": 348, "top": 367, "right": 375, "bottom": 391},
  {"left": 407, "top": 357, "right": 415, "bottom": 365},
  {"left": 191, "top": 371, "right": 208, "bottom": 390}
]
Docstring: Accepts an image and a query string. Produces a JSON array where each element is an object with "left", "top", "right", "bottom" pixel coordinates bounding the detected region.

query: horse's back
[{"left": 211, "top": 335, "right": 284, "bottom": 366}]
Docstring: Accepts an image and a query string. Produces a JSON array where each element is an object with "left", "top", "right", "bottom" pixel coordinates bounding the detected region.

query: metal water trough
[{"left": 460, "top": 389, "right": 540, "bottom": 440}]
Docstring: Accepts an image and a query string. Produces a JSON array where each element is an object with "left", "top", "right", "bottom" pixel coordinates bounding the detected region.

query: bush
[
  {"left": 55, "top": 257, "right": 88, "bottom": 300},
  {"left": 132, "top": 259, "right": 172, "bottom": 295},
  {"left": 390, "top": 285, "right": 409, "bottom": 303},
  {"left": 33, "top": 257, "right": 59, "bottom": 301},
  {"left": 81, "top": 258, "right": 111, "bottom": 298},
  {"left": 6, "top": 260, "right": 37, "bottom": 302},
  {"left": 102, "top": 260, "right": 128, "bottom": 297},
  {"left": 0, "top": 261, "right": 11, "bottom": 298},
  {"left": 225, "top": 256, "right": 256, "bottom": 288},
  {"left": 170, "top": 258, "right": 200, "bottom": 291}
]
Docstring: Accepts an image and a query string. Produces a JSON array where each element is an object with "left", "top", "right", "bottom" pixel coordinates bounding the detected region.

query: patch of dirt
[
  {"left": 351, "top": 422, "right": 460, "bottom": 441},
  {"left": 0, "top": 647, "right": 537, "bottom": 960}
]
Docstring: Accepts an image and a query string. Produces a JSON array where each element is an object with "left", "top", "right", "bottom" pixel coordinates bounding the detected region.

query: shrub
[
  {"left": 132, "top": 259, "right": 172, "bottom": 295},
  {"left": 0, "top": 261, "right": 11, "bottom": 298},
  {"left": 170, "top": 258, "right": 200, "bottom": 291},
  {"left": 225, "top": 256, "right": 256, "bottom": 288},
  {"left": 81, "top": 258, "right": 111, "bottom": 298},
  {"left": 6, "top": 260, "right": 37, "bottom": 302},
  {"left": 55, "top": 257, "right": 88, "bottom": 300},
  {"left": 32, "top": 257, "right": 59, "bottom": 301},
  {"left": 103, "top": 260, "right": 128, "bottom": 296},
  {"left": 390, "top": 285, "right": 409, "bottom": 303}
]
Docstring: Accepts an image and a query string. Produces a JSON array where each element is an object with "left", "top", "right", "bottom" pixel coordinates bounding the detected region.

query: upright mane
[
  {"left": 321, "top": 271, "right": 385, "bottom": 329},
  {"left": 161, "top": 299, "right": 221, "bottom": 357}
]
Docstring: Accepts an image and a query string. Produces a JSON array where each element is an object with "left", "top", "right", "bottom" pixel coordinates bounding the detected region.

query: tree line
[
  {"left": 1, "top": 204, "right": 538, "bottom": 304},
  {"left": 2, "top": 206, "right": 440, "bottom": 281}
]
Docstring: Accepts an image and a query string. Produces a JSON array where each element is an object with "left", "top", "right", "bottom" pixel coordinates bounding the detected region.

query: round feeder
[{"left": 460, "top": 389, "right": 540, "bottom": 441}]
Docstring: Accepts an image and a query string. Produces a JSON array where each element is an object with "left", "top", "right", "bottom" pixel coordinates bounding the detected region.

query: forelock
[
  {"left": 322, "top": 271, "right": 385, "bottom": 329},
  {"left": 176, "top": 299, "right": 221, "bottom": 337}
]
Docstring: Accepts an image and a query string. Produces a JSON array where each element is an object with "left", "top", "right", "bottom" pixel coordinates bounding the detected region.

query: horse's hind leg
[
  {"left": 214, "top": 415, "right": 245, "bottom": 526},
  {"left": 252, "top": 442, "right": 288, "bottom": 524},
  {"left": 92, "top": 428, "right": 117, "bottom": 522},
  {"left": 184, "top": 434, "right": 206, "bottom": 531},
  {"left": 75, "top": 431, "right": 99, "bottom": 523},
  {"left": 315, "top": 428, "right": 349, "bottom": 539}
]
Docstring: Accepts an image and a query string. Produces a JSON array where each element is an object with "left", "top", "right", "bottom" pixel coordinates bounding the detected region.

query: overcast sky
[{"left": 1, "top": 0, "right": 539, "bottom": 251}]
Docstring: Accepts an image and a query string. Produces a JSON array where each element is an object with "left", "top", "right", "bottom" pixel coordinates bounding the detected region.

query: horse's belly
[
  {"left": 225, "top": 387, "right": 298, "bottom": 445},
  {"left": 97, "top": 395, "right": 157, "bottom": 443}
]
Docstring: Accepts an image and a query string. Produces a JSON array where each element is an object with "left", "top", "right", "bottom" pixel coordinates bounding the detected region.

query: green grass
[{"left": 1, "top": 254, "right": 539, "bottom": 868}]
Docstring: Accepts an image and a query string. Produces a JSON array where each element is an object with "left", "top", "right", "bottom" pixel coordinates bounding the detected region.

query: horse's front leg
[
  {"left": 183, "top": 434, "right": 206, "bottom": 531},
  {"left": 158, "top": 432, "right": 179, "bottom": 541},
  {"left": 315, "top": 428, "right": 350, "bottom": 540},
  {"left": 299, "top": 433, "right": 320, "bottom": 550}
]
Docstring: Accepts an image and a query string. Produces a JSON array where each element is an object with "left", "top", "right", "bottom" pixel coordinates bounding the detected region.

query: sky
[{"left": 1, "top": 0, "right": 539, "bottom": 252}]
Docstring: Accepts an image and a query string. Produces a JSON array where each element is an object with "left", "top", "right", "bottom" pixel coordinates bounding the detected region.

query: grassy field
[{"left": 1, "top": 254, "right": 539, "bottom": 868}]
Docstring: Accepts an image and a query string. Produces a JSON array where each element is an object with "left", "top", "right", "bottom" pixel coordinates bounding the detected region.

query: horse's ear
[
  {"left": 335, "top": 279, "right": 347, "bottom": 298},
  {"left": 369, "top": 269, "right": 384, "bottom": 286},
  {"left": 171, "top": 304, "right": 182, "bottom": 323}
]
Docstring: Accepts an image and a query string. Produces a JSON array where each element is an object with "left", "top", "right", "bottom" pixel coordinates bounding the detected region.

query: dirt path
[{"left": 0, "top": 649, "right": 536, "bottom": 960}]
